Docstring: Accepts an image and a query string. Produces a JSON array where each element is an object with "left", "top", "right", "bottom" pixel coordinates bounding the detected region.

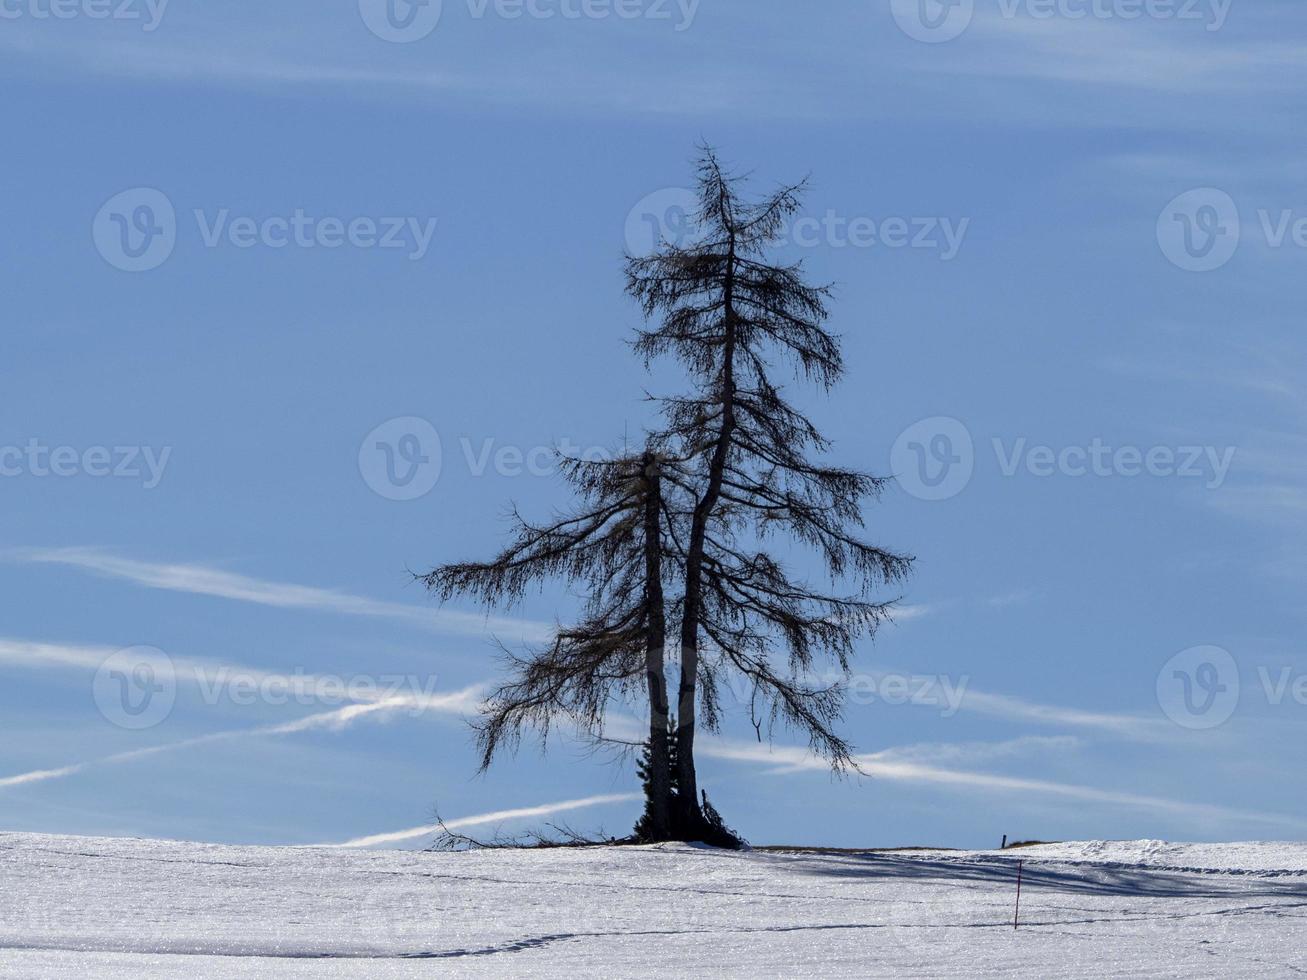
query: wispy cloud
[
  {"left": 569, "top": 708, "right": 1273, "bottom": 831},
  {"left": 0, "top": 764, "right": 87, "bottom": 789},
  {"left": 0, "top": 634, "right": 486, "bottom": 792},
  {"left": 950, "top": 12, "right": 1273, "bottom": 94},
  {"left": 0, "top": 9, "right": 757, "bottom": 119},
  {"left": 0, "top": 635, "right": 486, "bottom": 713},
  {"left": 888, "top": 603, "right": 933, "bottom": 623},
  {"left": 869, "top": 734, "right": 1084, "bottom": 767},
  {"left": 803, "top": 667, "right": 1172, "bottom": 743},
  {"left": 0, "top": 697, "right": 448, "bottom": 791},
  {"left": 8, "top": 548, "right": 552, "bottom": 643},
  {"left": 0, "top": 637, "right": 116, "bottom": 673},
  {"left": 949, "top": 686, "right": 1173, "bottom": 742},
  {"left": 699, "top": 737, "right": 1307, "bottom": 831},
  {"left": 326, "top": 793, "right": 641, "bottom": 849},
  {"left": 1, "top": 2, "right": 1296, "bottom": 134}
]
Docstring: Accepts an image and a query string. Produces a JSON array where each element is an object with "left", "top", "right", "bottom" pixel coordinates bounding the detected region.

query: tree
[
  {"left": 625, "top": 147, "right": 914, "bottom": 835},
  {"left": 422, "top": 146, "right": 911, "bottom": 847},
  {"left": 420, "top": 448, "right": 680, "bottom": 841}
]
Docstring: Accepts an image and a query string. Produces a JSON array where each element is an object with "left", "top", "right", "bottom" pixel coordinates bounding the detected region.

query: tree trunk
[
  {"left": 641, "top": 452, "right": 672, "bottom": 840},
  {"left": 675, "top": 233, "right": 738, "bottom": 836},
  {"left": 674, "top": 633, "right": 700, "bottom": 832}
]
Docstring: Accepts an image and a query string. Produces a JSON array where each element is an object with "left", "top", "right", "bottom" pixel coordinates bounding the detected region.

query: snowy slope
[{"left": 3, "top": 832, "right": 1306, "bottom": 978}]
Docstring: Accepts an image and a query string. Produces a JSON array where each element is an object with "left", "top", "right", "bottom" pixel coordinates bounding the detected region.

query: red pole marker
[{"left": 1013, "top": 859, "right": 1024, "bottom": 930}]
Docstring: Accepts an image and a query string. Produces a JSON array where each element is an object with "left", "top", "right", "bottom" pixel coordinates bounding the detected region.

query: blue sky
[{"left": 3, "top": 0, "right": 1306, "bottom": 849}]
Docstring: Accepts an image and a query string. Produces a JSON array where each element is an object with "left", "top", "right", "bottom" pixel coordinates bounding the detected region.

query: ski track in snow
[{"left": 3, "top": 833, "right": 1307, "bottom": 977}]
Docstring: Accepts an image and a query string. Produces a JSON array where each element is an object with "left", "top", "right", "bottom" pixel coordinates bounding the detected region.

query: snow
[{"left": 3, "top": 833, "right": 1306, "bottom": 977}]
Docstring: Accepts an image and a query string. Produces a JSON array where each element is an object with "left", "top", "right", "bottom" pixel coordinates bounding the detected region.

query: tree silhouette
[
  {"left": 422, "top": 146, "right": 911, "bottom": 846},
  {"left": 625, "top": 147, "right": 913, "bottom": 834},
  {"left": 421, "top": 448, "right": 680, "bottom": 841}
]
